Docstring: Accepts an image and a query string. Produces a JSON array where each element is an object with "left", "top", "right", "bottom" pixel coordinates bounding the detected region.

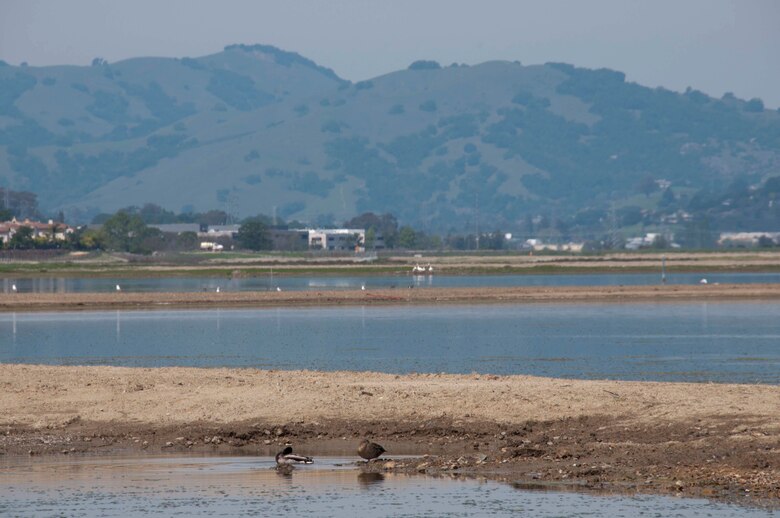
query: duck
[
  {"left": 275, "top": 445, "right": 313, "bottom": 465},
  {"left": 358, "top": 439, "right": 386, "bottom": 462}
]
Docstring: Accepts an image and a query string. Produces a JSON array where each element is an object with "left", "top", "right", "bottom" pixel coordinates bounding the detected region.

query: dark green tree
[
  {"left": 364, "top": 227, "right": 376, "bottom": 249},
  {"left": 237, "top": 218, "right": 271, "bottom": 250},
  {"left": 343, "top": 212, "right": 399, "bottom": 248},
  {"left": 659, "top": 187, "right": 676, "bottom": 207},
  {"left": 100, "top": 211, "right": 154, "bottom": 253},
  {"left": 8, "top": 226, "right": 35, "bottom": 249},
  {"left": 397, "top": 226, "right": 417, "bottom": 248},
  {"left": 637, "top": 175, "right": 658, "bottom": 197}
]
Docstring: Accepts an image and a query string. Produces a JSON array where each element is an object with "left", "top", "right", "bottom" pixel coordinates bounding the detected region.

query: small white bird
[
  {"left": 216, "top": 286, "right": 220, "bottom": 293},
  {"left": 276, "top": 286, "right": 282, "bottom": 292},
  {"left": 11, "top": 284, "right": 17, "bottom": 292},
  {"left": 699, "top": 278, "right": 708, "bottom": 285},
  {"left": 116, "top": 284, "right": 121, "bottom": 292},
  {"left": 361, "top": 284, "right": 366, "bottom": 291}
]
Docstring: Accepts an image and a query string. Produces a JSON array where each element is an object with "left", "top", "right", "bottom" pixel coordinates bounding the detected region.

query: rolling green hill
[{"left": 1, "top": 45, "right": 778, "bottom": 233}]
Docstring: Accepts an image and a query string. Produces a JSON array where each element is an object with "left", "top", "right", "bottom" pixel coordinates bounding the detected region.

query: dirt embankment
[
  {"left": 1, "top": 365, "right": 778, "bottom": 505},
  {"left": 3, "top": 283, "right": 780, "bottom": 312}
]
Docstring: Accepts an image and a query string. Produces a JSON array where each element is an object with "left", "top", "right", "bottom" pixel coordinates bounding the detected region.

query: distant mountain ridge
[{"left": 1, "top": 44, "right": 778, "bottom": 233}]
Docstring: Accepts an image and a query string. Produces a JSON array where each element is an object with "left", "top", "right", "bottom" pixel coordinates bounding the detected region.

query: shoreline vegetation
[
  {"left": 1, "top": 364, "right": 778, "bottom": 505},
  {"left": 0, "top": 250, "right": 779, "bottom": 278}
]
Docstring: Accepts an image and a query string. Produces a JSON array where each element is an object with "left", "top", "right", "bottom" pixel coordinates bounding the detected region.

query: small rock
[
  {"left": 165, "top": 441, "right": 173, "bottom": 447},
  {"left": 383, "top": 461, "right": 396, "bottom": 470},
  {"left": 263, "top": 440, "right": 272, "bottom": 445}
]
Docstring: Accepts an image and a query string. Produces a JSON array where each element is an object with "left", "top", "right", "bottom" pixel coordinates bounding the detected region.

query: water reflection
[
  {"left": 3, "top": 272, "right": 780, "bottom": 294},
  {"left": 0, "top": 455, "right": 771, "bottom": 517},
  {"left": 357, "top": 472, "right": 385, "bottom": 487},
  {"left": 2, "top": 303, "right": 779, "bottom": 383}
]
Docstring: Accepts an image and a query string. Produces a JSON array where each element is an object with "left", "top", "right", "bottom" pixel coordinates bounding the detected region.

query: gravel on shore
[{"left": 1, "top": 364, "right": 778, "bottom": 505}]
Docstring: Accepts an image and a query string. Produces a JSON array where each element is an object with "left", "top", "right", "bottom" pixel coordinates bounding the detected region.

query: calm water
[
  {"left": 2, "top": 271, "right": 780, "bottom": 293},
  {"left": 2, "top": 303, "right": 779, "bottom": 383},
  {"left": 1, "top": 455, "right": 775, "bottom": 517}
]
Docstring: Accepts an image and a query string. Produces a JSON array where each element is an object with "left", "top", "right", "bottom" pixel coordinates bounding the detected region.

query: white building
[{"left": 308, "top": 228, "right": 366, "bottom": 252}]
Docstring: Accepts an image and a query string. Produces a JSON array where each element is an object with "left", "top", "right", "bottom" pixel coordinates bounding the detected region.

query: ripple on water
[{"left": 0, "top": 456, "right": 776, "bottom": 517}]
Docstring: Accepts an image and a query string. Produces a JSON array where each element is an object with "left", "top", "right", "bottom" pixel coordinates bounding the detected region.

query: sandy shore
[
  {"left": 2, "top": 283, "right": 780, "bottom": 312},
  {"left": 1, "top": 364, "right": 778, "bottom": 504}
]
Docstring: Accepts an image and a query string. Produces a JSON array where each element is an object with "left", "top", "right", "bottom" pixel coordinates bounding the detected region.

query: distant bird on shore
[
  {"left": 361, "top": 284, "right": 366, "bottom": 291},
  {"left": 276, "top": 286, "right": 282, "bottom": 292},
  {"left": 275, "top": 446, "right": 313, "bottom": 465},
  {"left": 358, "top": 439, "right": 386, "bottom": 462},
  {"left": 699, "top": 278, "right": 708, "bottom": 285},
  {"left": 11, "top": 284, "right": 17, "bottom": 293},
  {"left": 216, "top": 286, "right": 220, "bottom": 293},
  {"left": 115, "top": 284, "right": 121, "bottom": 292}
]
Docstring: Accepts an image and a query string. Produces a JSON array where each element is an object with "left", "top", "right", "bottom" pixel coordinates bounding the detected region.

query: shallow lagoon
[
  {"left": 2, "top": 271, "right": 780, "bottom": 294},
  {"left": 2, "top": 302, "right": 779, "bottom": 383},
  {"left": 1, "top": 455, "right": 775, "bottom": 517}
]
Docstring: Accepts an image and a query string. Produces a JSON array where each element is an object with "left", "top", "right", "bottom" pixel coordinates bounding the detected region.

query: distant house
[
  {"left": 199, "top": 224, "right": 241, "bottom": 239},
  {"left": 719, "top": 232, "right": 780, "bottom": 247},
  {"left": 308, "top": 228, "right": 366, "bottom": 252},
  {"left": 148, "top": 223, "right": 200, "bottom": 235},
  {"left": 0, "top": 218, "right": 73, "bottom": 244},
  {"left": 624, "top": 232, "right": 678, "bottom": 250},
  {"left": 525, "top": 239, "right": 584, "bottom": 253}
]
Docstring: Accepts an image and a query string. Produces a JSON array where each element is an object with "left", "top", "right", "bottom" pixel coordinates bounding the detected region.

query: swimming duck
[
  {"left": 275, "top": 446, "right": 313, "bottom": 465},
  {"left": 358, "top": 439, "right": 386, "bottom": 462}
]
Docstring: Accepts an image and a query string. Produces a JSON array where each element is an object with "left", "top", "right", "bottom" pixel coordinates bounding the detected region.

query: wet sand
[
  {"left": 3, "top": 283, "right": 780, "bottom": 311},
  {"left": 1, "top": 364, "right": 778, "bottom": 504}
]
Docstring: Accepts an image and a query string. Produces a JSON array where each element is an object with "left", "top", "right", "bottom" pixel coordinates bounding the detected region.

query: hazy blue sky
[{"left": 2, "top": 0, "right": 778, "bottom": 107}]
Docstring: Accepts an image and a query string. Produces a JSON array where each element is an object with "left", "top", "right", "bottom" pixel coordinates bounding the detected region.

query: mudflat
[
  {"left": 3, "top": 283, "right": 780, "bottom": 311},
  {"left": 1, "top": 364, "right": 778, "bottom": 504}
]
